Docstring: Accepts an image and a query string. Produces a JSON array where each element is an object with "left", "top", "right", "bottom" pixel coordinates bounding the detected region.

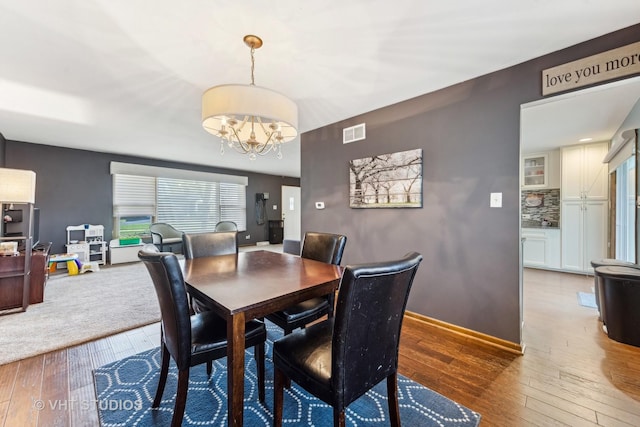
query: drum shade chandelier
[{"left": 202, "top": 35, "right": 298, "bottom": 160}]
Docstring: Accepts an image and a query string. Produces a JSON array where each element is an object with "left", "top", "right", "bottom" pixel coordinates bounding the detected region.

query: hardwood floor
[{"left": 1, "top": 267, "right": 640, "bottom": 426}]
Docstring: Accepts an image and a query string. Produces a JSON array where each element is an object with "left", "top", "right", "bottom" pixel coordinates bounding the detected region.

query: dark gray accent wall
[
  {"left": 5, "top": 141, "right": 299, "bottom": 254},
  {"left": 301, "top": 24, "right": 640, "bottom": 344}
]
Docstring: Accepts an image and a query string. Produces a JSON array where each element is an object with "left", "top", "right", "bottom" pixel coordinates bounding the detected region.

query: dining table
[{"left": 182, "top": 249, "right": 343, "bottom": 427}]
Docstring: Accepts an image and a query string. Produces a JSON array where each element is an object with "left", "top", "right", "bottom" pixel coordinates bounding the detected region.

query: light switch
[
  {"left": 490, "top": 192, "right": 502, "bottom": 208},
  {"left": 272, "top": 205, "right": 277, "bottom": 210}
]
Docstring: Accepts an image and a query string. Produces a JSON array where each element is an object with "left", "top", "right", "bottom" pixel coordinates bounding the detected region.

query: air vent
[{"left": 343, "top": 123, "right": 366, "bottom": 144}]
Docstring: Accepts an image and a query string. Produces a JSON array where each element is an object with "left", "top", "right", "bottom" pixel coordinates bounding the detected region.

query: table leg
[{"left": 227, "top": 312, "right": 246, "bottom": 427}]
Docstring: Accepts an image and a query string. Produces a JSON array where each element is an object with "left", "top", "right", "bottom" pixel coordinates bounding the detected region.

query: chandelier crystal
[{"left": 202, "top": 35, "right": 298, "bottom": 160}]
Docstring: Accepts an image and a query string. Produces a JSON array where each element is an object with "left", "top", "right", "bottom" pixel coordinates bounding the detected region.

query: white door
[{"left": 281, "top": 185, "right": 301, "bottom": 241}]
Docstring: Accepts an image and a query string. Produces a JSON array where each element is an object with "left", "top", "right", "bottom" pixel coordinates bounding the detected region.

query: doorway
[
  {"left": 281, "top": 185, "right": 301, "bottom": 241},
  {"left": 519, "top": 76, "right": 640, "bottom": 347}
]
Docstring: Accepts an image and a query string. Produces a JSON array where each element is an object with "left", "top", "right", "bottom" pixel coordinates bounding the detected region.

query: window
[
  {"left": 156, "top": 177, "right": 247, "bottom": 233},
  {"left": 119, "top": 215, "right": 153, "bottom": 239},
  {"left": 111, "top": 163, "right": 247, "bottom": 237}
]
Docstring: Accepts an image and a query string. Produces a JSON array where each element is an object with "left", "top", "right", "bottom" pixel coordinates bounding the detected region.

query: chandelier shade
[
  {"left": 201, "top": 35, "right": 298, "bottom": 160},
  {"left": 202, "top": 84, "right": 298, "bottom": 143}
]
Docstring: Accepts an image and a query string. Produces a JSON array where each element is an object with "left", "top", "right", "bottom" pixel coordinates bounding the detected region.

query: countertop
[{"left": 522, "top": 220, "right": 560, "bottom": 229}]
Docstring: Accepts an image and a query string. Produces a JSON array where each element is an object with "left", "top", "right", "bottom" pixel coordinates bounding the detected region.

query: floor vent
[{"left": 343, "top": 123, "right": 366, "bottom": 144}]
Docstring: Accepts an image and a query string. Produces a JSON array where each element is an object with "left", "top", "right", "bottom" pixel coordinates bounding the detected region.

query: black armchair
[
  {"left": 149, "top": 223, "right": 184, "bottom": 253},
  {"left": 266, "top": 231, "right": 347, "bottom": 335},
  {"left": 273, "top": 252, "right": 423, "bottom": 427},
  {"left": 138, "top": 248, "right": 266, "bottom": 427}
]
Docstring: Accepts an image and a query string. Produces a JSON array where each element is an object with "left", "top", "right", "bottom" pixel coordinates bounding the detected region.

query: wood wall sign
[{"left": 542, "top": 41, "right": 640, "bottom": 96}]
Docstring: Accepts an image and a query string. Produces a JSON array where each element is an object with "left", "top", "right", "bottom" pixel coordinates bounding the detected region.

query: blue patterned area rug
[{"left": 93, "top": 323, "right": 481, "bottom": 426}]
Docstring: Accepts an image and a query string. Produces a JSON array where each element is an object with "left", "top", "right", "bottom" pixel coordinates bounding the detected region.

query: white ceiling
[
  {"left": 1, "top": 1, "right": 639, "bottom": 177},
  {"left": 521, "top": 76, "right": 640, "bottom": 154}
]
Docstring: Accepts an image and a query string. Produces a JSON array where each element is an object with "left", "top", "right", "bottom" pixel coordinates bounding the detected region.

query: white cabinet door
[
  {"left": 546, "top": 229, "right": 561, "bottom": 269},
  {"left": 561, "top": 142, "right": 608, "bottom": 200},
  {"left": 584, "top": 200, "right": 608, "bottom": 272},
  {"left": 561, "top": 201, "right": 584, "bottom": 272},
  {"left": 561, "top": 200, "right": 607, "bottom": 272},
  {"left": 522, "top": 228, "right": 561, "bottom": 269},
  {"left": 522, "top": 154, "right": 548, "bottom": 188},
  {"left": 522, "top": 230, "right": 547, "bottom": 267},
  {"left": 561, "top": 146, "right": 584, "bottom": 200},
  {"left": 583, "top": 143, "right": 609, "bottom": 200}
]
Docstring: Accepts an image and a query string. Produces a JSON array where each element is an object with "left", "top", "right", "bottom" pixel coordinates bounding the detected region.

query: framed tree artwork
[{"left": 349, "top": 148, "right": 422, "bottom": 208}]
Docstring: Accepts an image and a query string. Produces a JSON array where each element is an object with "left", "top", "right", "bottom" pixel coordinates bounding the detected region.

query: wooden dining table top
[{"left": 182, "top": 249, "right": 343, "bottom": 318}]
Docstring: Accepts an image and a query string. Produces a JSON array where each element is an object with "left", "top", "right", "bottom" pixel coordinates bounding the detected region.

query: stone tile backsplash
[{"left": 521, "top": 188, "right": 560, "bottom": 224}]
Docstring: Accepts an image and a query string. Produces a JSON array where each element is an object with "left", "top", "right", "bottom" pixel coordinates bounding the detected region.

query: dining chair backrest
[
  {"left": 332, "top": 251, "right": 422, "bottom": 407},
  {"left": 301, "top": 232, "right": 347, "bottom": 265},
  {"left": 182, "top": 231, "right": 238, "bottom": 260},
  {"left": 214, "top": 221, "right": 238, "bottom": 232},
  {"left": 138, "top": 249, "right": 192, "bottom": 370},
  {"left": 282, "top": 239, "right": 301, "bottom": 256}
]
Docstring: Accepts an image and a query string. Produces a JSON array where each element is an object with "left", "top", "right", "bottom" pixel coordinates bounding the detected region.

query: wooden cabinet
[
  {"left": 561, "top": 200, "right": 608, "bottom": 273},
  {"left": 522, "top": 150, "right": 561, "bottom": 189},
  {"left": 522, "top": 154, "right": 548, "bottom": 188},
  {"left": 522, "top": 228, "right": 561, "bottom": 269},
  {"left": 559, "top": 141, "right": 609, "bottom": 273},
  {"left": 0, "top": 242, "right": 50, "bottom": 310},
  {"left": 561, "top": 142, "right": 608, "bottom": 200}
]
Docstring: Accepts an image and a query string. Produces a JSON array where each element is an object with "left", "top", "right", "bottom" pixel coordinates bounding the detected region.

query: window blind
[
  {"left": 112, "top": 174, "right": 156, "bottom": 216},
  {"left": 220, "top": 182, "right": 247, "bottom": 231},
  {"left": 112, "top": 170, "right": 247, "bottom": 234},
  {"left": 156, "top": 177, "right": 219, "bottom": 233}
]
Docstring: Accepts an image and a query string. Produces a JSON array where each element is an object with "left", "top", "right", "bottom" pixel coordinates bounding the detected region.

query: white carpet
[{"left": 0, "top": 262, "right": 160, "bottom": 366}]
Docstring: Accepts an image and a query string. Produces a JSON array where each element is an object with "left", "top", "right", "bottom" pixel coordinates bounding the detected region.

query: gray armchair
[
  {"left": 149, "top": 223, "right": 184, "bottom": 253},
  {"left": 214, "top": 221, "right": 238, "bottom": 232}
]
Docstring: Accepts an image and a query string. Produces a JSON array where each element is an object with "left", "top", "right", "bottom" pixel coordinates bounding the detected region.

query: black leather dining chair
[
  {"left": 138, "top": 247, "right": 266, "bottom": 427},
  {"left": 266, "top": 231, "right": 347, "bottom": 335},
  {"left": 182, "top": 231, "right": 238, "bottom": 313},
  {"left": 183, "top": 231, "right": 238, "bottom": 259},
  {"left": 273, "top": 252, "right": 423, "bottom": 427}
]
